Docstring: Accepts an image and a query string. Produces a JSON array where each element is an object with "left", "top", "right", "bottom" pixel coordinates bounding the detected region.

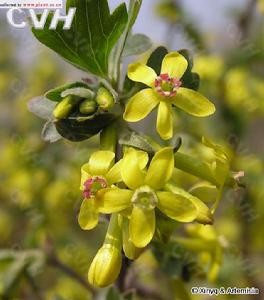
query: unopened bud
[
  {"left": 192, "top": 197, "right": 214, "bottom": 225},
  {"left": 96, "top": 87, "right": 114, "bottom": 110},
  {"left": 79, "top": 99, "right": 97, "bottom": 114},
  {"left": 53, "top": 95, "right": 76, "bottom": 119},
  {"left": 88, "top": 214, "right": 122, "bottom": 287},
  {"left": 88, "top": 244, "right": 122, "bottom": 287}
]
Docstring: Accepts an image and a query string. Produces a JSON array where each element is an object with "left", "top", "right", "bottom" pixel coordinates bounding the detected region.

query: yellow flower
[
  {"left": 124, "top": 52, "right": 216, "bottom": 140},
  {"left": 97, "top": 148, "right": 211, "bottom": 248},
  {"left": 78, "top": 151, "right": 122, "bottom": 230},
  {"left": 78, "top": 149, "right": 149, "bottom": 231}
]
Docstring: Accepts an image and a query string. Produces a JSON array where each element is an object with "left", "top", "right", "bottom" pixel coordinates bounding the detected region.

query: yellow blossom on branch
[{"left": 124, "top": 52, "right": 215, "bottom": 140}]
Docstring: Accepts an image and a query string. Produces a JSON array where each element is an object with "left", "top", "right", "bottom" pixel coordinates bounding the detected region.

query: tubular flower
[
  {"left": 96, "top": 147, "right": 210, "bottom": 248},
  {"left": 78, "top": 151, "right": 123, "bottom": 230},
  {"left": 124, "top": 52, "right": 216, "bottom": 140}
]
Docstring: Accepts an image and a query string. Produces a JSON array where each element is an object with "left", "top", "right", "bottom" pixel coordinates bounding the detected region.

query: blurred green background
[{"left": 0, "top": 0, "right": 264, "bottom": 299}]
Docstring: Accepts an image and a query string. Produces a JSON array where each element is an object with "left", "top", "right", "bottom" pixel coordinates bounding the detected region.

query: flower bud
[
  {"left": 88, "top": 214, "right": 122, "bottom": 287},
  {"left": 79, "top": 98, "right": 97, "bottom": 114},
  {"left": 88, "top": 244, "right": 122, "bottom": 287},
  {"left": 95, "top": 87, "right": 114, "bottom": 110},
  {"left": 53, "top": 95, "right": 76, "bottom": 119}
]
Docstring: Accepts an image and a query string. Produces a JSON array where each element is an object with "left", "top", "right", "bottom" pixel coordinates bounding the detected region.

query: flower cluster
[
  {"left": 77, "top": 51, "right": 218, "bottom": 288},
  {"left": 79, "top": 147, "right": 213, "bottom": 287}
]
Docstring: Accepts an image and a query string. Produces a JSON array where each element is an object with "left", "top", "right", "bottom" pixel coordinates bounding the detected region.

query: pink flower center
[
  {"left": 83, "top": 176, "right": 108, "bottom": 199},
  {"left": 154, "top": 73, "right": 182, "bottom": 97}
]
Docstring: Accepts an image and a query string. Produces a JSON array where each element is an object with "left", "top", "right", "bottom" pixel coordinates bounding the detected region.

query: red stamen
[
  {"left": 154, "top": 73, "right": 182, "bottom": 97},
  {"left": 83, "top": 176, "right": 107, "bottom": 199}
]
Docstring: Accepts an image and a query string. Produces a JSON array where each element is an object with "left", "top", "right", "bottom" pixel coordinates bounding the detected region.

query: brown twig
[
  {"left": 24, "top": 271, "right": 44, "bottom": 300},
  {"left": 123, "top": 263, "right": 165, "bottom": 300},
  {"left": 47, "top": 254, "right": 96, "bottom": 296}
]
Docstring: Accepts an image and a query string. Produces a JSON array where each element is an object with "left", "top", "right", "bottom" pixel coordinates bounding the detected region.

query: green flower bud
[
  {"left": 88, "top": 244, "right": 122, "bottom": 287},
  {"left": 96, "top": 87, "right": 114, "bottom": 110},
  {"left": 79, "top": 98, "right": 97, "bottom": 114},
  {"left": 53, "top": 95, "right": 76, "bottom": 119}
]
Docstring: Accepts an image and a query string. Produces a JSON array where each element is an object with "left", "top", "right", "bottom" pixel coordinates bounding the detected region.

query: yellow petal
[
  {"left": 161, "top": 52, "right": 188, "bottom": 79},
  {"left": 165, "top": 184, "right": 213, "bottom": 225},
  {"left": 128, "top": 63, "right": 157, "bottom": 87},
  {"left": 80, "top": 163, "right": 91, "bottom": 190},
  {"left": 129, "top": 206, "right": 155, "bottom": 248},
  {"left": 124, "top": 147, "right": 149, "bottom": 169},
  {"left": 122, "top": 217, "right": 143, "bottom": 260},
  {"left": 78, "top": 199, "right": 99, "bottom": 230},
  {"left": 189, "top": 183, "right": 218, "bottom": 204},
  {"left": 145, "top": 148, "right": 174, "bottom": 190},
  {"left": 88, "top": 151, "right": 115, "bottom": 175},
  {"left": 156, "top": 101, "right": 173, "bottom": 140},
  {"left": 105, "top": 159, "right": 123, "bottom": 185},
  {"left": 123, "top": 88, "right": 160, "bottom": 122},
  {"left": 172, "top": 88, "right": 216, "bottom": 117},
  {"left": 97, "top": 188, "right": 132, "bottom": 214},
  {"left": 157, "top": 191, "right": 197, "bottom": 222},
  {"left": 121, "top": 148, "right": 146, "bottom": 190}
]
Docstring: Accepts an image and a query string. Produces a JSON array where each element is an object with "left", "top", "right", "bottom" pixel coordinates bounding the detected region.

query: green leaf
[
  {"left": 178, "top": 49, "right": 200, "bottom": 91},
  {"left": 55, "top": 112, "right": 117, "bottom": 142},
  {"left": 42, "top": 121, "right": 62, "bottom": 143},
  {"left": 32, "top": 0, "right": 128, "bottom": 76},
  {"left": 119, "top": 129, "right": 155, "bottom": 154},
  {"left": 151, "top": 241, "right": 185, "bottom": 277},
  {"left": 123, "top": 33, "right": 152, "bottom": 57},
  {"left": 45, "top": 82, "right": 90, "bottom": 102},
  {"left": 28, "top": 97, "right": 56, "bottom": 120},
  {"left": 106, "top": 287, "right": 121, "bottom": 300},
  {"left": 0, "top": 250, "right": 45, "bottom": 297},
  {"left": 61, "top": 87, "right": 95, "bottom": 99},
  {"left": 109, "top": 0, "right": 142, "bottom": 82},
  {"left": 127, "top": 0, "right": 142, "bottom": 29}
]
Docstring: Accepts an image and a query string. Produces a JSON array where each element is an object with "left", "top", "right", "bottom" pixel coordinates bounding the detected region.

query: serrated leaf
[
  {"left": 32, "top": 0, "right": 128, "bottom": 76},
  {"left": 28, "top": 96, "right": 56, "bottom": 120},
  {"left": 123, "top": 33, "right": 152, "bottom": 57},
  {"left": 45, "top": 82, "right": 89, "bottom": 102},
  {"left": 55, "top": 112, "right": 117, "bottom": 142},
  {"left": 42, "top": 121, "right": 62, "bottom": 143}
]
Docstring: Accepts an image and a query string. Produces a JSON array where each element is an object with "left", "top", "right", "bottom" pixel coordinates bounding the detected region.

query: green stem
[{"left": 111, "top": 0, "right": 142, "bottom": 89}]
